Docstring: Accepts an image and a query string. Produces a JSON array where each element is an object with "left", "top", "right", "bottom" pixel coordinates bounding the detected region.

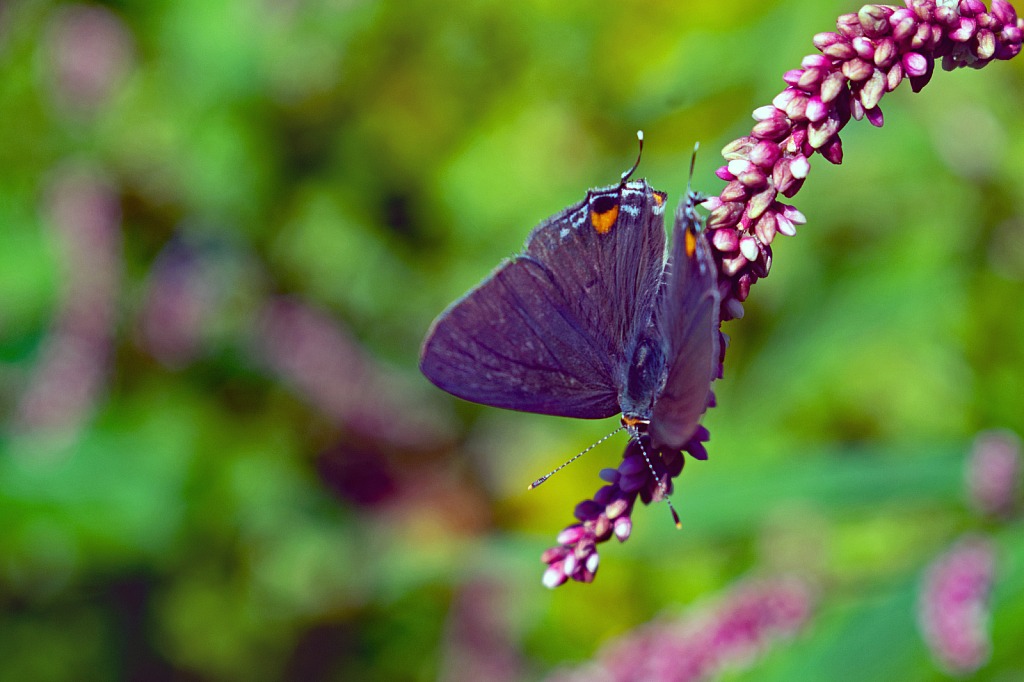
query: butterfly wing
[
  {"left": 420, "top": 180, "right": 667, "bottom": 419},
  {"left": 648, "top": 193, "right": 721, "bottom": 450}
]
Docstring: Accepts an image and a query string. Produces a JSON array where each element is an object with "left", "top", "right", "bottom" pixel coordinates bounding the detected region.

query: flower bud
[
  {"left": 721, "top": 180, "right": 748, "bottom": 202},
  {"left": 802, "top": 54, "right": 832, "bottom": 70},
  {"left": 837, "top": 12, "right": 865, "bottom": 38},
  {"left": 874, "top": 36, "right": 898, "bottom": 68},
  {"left": 750, "top": 140, "right": 781, "bottom": 167},
  {"left": 754, "top": 211, "right": 778, "bottom": 245},
  {"left": 747, "top": 186, "right": 778, "bottom": 220},
  {"left": 893, "top": 15, "right": 919, "bottom": 40},
  {"left": 853, "top": 36, "right": 876, "bottom": 60},
  {"left": 903, "top": 51, "right": 929, "bottom": 76},
  {"left": 790, "top": 155, "right": 810, "bottom": 179},
  {"left": 886, "top": 62, "right": 904, "bottom": 90},
  {"left": 950, "top": 16, "right": 978, "bottom": 41},
  {"left": 820, "top": 70, "right": 847, "bottom": 102},
  {"left": 859, "top": 5, "right": 890, "bottom": 37},
  {"left": 992, "top": 0, "right": 1018, "bottom": 26},
  {"left": 841, "top": 56, "right": 874, "bottom": 80},
  {"left": 712, "top": 228, "right": 740, "bottom": 252}
]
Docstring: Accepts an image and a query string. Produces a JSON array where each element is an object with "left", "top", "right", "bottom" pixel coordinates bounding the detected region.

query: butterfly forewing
[{"left": 419, "top": 180, "right": 668, "bottom": 419}]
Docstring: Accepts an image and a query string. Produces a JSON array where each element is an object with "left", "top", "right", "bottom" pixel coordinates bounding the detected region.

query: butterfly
[{"left": 420, "top": 136, "right": 720, "bottom": 470}]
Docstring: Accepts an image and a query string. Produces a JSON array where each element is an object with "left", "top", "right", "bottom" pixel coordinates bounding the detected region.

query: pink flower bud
[
  {"left": 993, "top": 0, "right": 1018, "bottom": 26},
  {"left": 754, "top": 212, "right": 778, "bottom": 245},
  {"left": 903, "top": 51, "right": 929, "bottom": 76},
  {"left": 712, "top": 228, "right": 740, "bottom": 252},
  {"left": 752, "top": 105, "right": 784, "bottom": 121},
  {"left": 701, "top": 196, "right": 724, "bottom": 211},
  {"left": 820, "top": 70, "right": 847, "bottom": 102},
  {"left": 859, "top": 4, "right": 891, "bottom": 37},
  {"left": 739, "top": 237, "right": 759, "bottom": 261},
  {"left": 866, "top": 105, "right": 884, "bottom": 127},
  {"left": 950, "top": 16, "right": 978, "bottom": 41},
  {"left": 874, "top": 36, "right": 898, "bottom": 67},
  {"left": 557, "top": 524, "right": 587, "bottom": 545},
  {"left": 790, "top": 155, "right": 810, "bottom": 179},
  {"left": 842, "top": 56, "right": 874, "bottom": 80},
  {"left": 721, "top": 254, "right": 749, "bottom": 277},
  {"left": 542, "top": 562, "right": 568, "bottom": 588},
  {"left": 887, "top": 62, "right": 905, "bottom": 90},
  {"left": 893, "top": 15, "right": 919, "bottom": 40},
  {"left": 965, "top": 429, "right": 1022, "bottom": 518},
  {"left": 853, "top": 36, "right": 876, "bottom": 60},
  {"left": 801, "top": 54, "right": 829, "bottom": 69}
]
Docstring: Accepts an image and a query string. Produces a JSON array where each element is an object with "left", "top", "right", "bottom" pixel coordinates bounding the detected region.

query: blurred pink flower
[
  {"left": 438, "top": 581, "right": 524, "bottom": 682},
  {"left": 965, "top": 428, "right": 1022, "bottom": 518},
  {"left": 918, "top": 535, "right": 997, "bottom": 675},
  {"left": 15, "top": 165, "right": 121, "bottom": 439},
  {"left": 257, "top": 297, "right": 454, "bottom": 453},
  {"left": 139, "top": 237, "right": 262, "bottom": 368},
  {"left": 45, "top": 4, "right": 134, "bottom": 113},
  {"left": 546, "top": 576, "right": 814, "bottom": 682}
]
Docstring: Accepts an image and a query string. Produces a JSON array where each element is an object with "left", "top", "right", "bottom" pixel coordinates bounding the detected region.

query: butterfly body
[{"left": 420, "top": 173, "right": 720, "bottom": 452}]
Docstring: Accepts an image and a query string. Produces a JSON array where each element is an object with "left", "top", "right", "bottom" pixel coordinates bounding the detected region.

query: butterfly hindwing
[
  {"left": 648, "top": 194, "right": 721, "bottom": 450},
  {"left": 420, "top": 180, "right": 667, "bottom": 419}
]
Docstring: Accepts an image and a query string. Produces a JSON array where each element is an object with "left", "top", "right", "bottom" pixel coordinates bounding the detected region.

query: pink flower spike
[{"left": 716, "top": 165, "right": 736, "bottom": 181}]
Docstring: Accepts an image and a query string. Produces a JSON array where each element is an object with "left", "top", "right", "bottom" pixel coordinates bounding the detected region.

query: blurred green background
[{"left": 1, "top": 0, "right": 1023, "bottom": 679}]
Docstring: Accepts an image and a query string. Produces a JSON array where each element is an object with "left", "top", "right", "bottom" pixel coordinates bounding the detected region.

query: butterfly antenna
[
  {"left": 620, "top": 130, "right": 644, "bottom": 185},
  {"left": 527, "top": 426, "right": 625, "bottom": 490},
  {"left": 687, "top": 141, "right": 699, "bottom": 193},
  {"left": 631, "top": 429, "right": 683, "bottom": 529}
]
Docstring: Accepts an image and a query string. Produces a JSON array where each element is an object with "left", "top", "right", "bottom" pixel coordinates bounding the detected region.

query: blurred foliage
[{"left": 0, "top": 0, "right": 1023, "bottom": 680}]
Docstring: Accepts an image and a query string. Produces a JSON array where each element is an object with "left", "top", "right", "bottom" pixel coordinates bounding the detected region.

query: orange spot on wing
[
  {"left": 591, "top": 205, "right": 619, "bottom": 234},
  {"left": 685, "top": 229, "right": 697, "bottom": 257},
  {"left": 653, "top": 194, "right": 663, "bottom": 206}
]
